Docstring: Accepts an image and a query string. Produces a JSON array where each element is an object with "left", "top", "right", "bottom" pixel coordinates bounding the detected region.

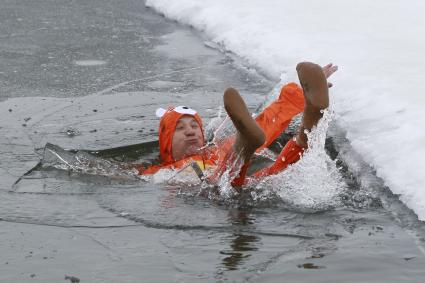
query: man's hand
[{"left": 322, "top": 63, "right": 338, "bottom": 88}]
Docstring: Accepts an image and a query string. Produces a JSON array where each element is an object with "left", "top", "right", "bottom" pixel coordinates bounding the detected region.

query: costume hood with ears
[{"left": 156, "top": 106, "right": 204, "bottom": 164}]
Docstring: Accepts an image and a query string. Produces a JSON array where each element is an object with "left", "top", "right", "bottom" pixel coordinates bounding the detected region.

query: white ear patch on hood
[{"left": 155, "top": 107, "right": 167, "bottom": 118}]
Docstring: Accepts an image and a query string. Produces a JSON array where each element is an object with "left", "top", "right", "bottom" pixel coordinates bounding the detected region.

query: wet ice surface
[{"left": 1, "top": 1, "right": 425, "bottom": 282}]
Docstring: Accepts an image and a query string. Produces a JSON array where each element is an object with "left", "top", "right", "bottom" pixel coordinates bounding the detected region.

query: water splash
[
  {"left": 210, "top": 116, "right": 236, "bottom": 146},
  {"left": 253, "top": 109, "right": 345, "bottom": 211},
  {"left": 154, "top": 165, "right": 202, "bottom": 186},
  {"left": 204, "top": 105, "right": 225, "bottom": 142},
  {"left": 215, "top": 152, "right": 245, "bottom": 199}
]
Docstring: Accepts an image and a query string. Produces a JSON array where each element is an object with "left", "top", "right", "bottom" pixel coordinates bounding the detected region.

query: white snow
[{"left": 146, "top": 0, "right": 425, "bottom": 220}]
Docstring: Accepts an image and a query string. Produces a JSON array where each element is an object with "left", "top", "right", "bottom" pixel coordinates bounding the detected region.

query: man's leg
[
  {"left": 295, "top": 62, "right": 329, "bottom": 148},
  {"left": 223, "top": 87, "right": 266, "bottom": 163},
  {"left": 253, "top": 62, "right": 330, "bottom": 177},
  {"left": 206, "top": 88, "right": 265, "bottom": 188}
]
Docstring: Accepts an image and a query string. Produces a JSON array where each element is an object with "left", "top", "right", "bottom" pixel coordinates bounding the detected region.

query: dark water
[{"left": 1, "top": 1, "right": 425, "bottom": 282}]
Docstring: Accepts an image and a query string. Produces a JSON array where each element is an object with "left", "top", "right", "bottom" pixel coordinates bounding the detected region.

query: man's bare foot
[
  {"left": 205, "top": 88, "right": 264, "bottom": 189},
  {"left": 297, "top": 62, "right": 329, "bottom": 108},
  {"left": 295, "top": 62, "right": 330, "bottom": 148},
  {"left": 223, "top": 87, "right": 265, "bottom": 163}
]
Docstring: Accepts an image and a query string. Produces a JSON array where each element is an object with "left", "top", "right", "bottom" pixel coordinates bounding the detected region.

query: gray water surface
[{"left": 1, "top": 1, "right": 425, "bottom": 282}]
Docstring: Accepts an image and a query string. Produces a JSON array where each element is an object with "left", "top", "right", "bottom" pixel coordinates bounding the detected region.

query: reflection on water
[
  {"left": 220, "top": 209, "right": 260, "bottom": 271},
  {"left": 220, "top": 234, "right": 259, "bottom": 271}
]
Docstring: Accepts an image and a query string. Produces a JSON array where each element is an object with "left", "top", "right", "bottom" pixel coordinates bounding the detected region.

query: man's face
[{"left": 171, "top": 115, "right": 204, "bottom": 161}]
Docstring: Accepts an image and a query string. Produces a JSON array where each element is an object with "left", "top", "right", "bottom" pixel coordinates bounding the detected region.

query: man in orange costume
[{"left": 137, "top": 62, "right": 338, "bottom": 187}]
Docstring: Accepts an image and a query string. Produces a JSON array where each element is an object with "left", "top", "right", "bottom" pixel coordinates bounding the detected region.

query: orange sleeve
[
  {"left": 253, "top": 138, "right": 304, "bottom": 177},
  {"left": 255, "top": 82, "right": 304, "bottom": 151},
  {"left": 137, "top": 164, "right": 162, "bottom": 175}
]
